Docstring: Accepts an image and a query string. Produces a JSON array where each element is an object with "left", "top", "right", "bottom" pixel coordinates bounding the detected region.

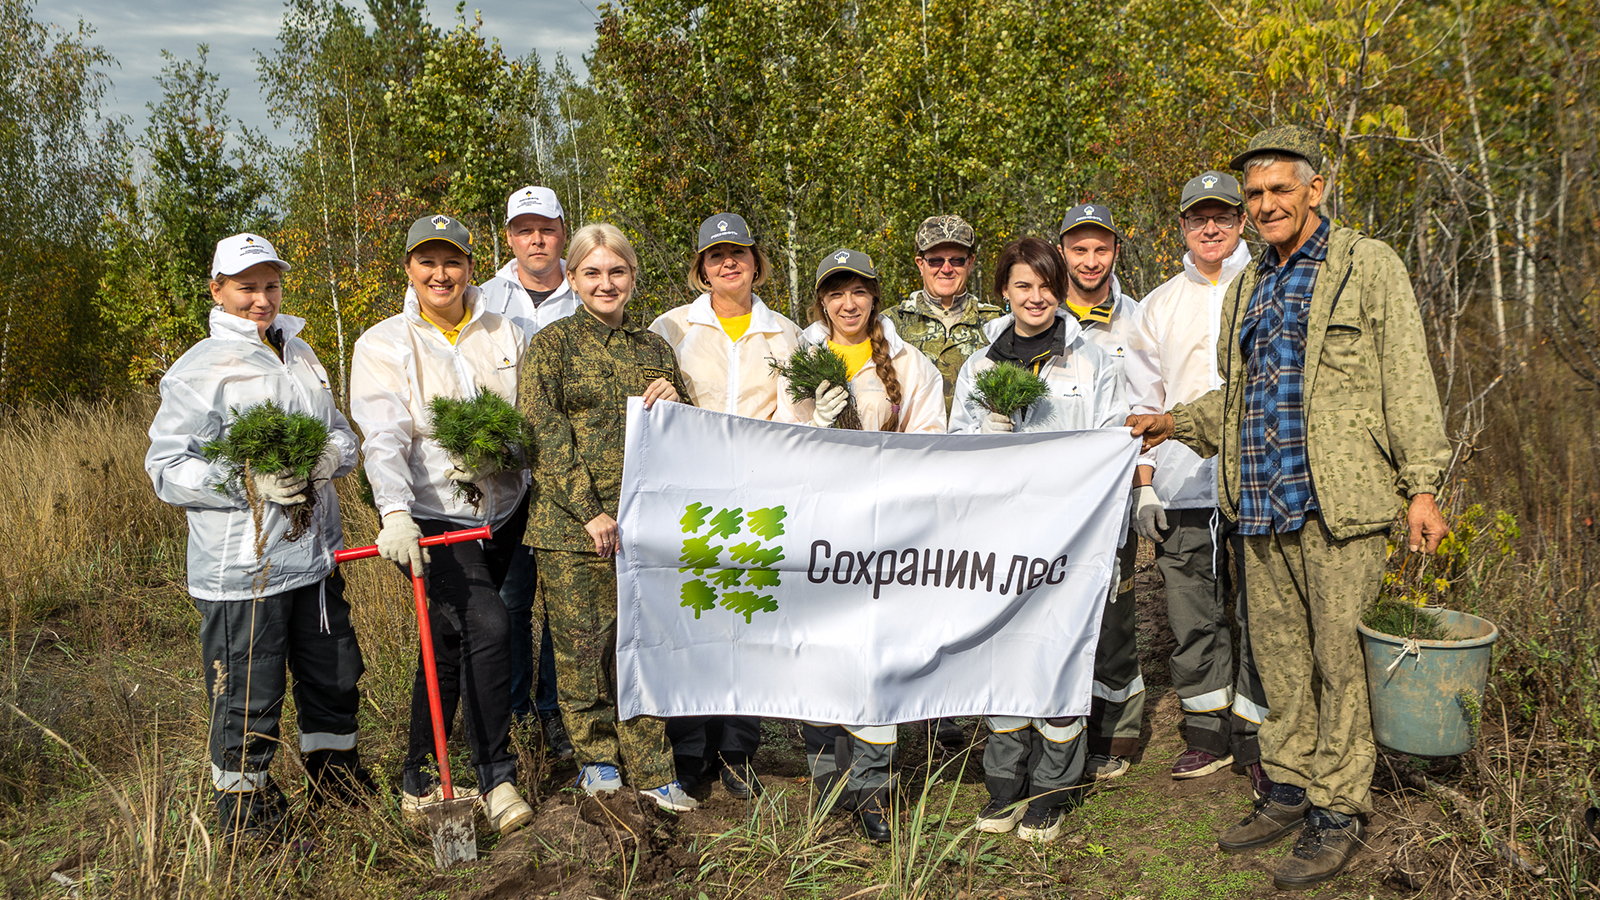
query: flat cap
[{"left": 1229, "top": 124, "right": 1324, "bottom": 173}]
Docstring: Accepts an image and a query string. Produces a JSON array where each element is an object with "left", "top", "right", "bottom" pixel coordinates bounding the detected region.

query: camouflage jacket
[
  {"left": 521, "top": 309, "right": 687, "bottom": 552},
  {"left": 1170, "top": 224, "right": 1450, "bottom": 540},
  {"left": 882, "top": 291, "right": 1004, "bottom": 412}
]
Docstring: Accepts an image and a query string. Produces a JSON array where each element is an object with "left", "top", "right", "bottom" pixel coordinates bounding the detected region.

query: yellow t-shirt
[
  {"left": 828, "top": 339, "right": 874, "bottom": 382},
  {"left": 719, "top": 313, "right": 751, "bottom": 342},
  {"left": 424, "top": 309, "right": 466, "bottom": 345}
]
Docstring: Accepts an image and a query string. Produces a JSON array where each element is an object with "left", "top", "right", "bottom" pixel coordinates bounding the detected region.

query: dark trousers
[
  {"left": 405, "top": 499, "right": 527, "bottom": 793},
  {"left": 197, "top": 571, "right": 364, "bottom": 791},
  {"left": 501, "top": 544, "right": 561, "bottom": 720},
  {"left": 667, "top": 715, "right": 763, "bottom": 774}
]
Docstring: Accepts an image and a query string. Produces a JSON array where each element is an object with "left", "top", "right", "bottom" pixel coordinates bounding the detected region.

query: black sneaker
[
  {"left": 541, "top": 713, "right": 575, "bottom": 760},
  {"left": 975, "top": 796, "right": 1026, "bottom": 834},
  {"left": 1016, "top": 802, "right": 1064, "bottom": 843}
]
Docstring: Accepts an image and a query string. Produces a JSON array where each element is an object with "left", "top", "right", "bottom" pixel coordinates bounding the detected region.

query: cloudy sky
[{"left": 34, "top": 0, "right": 600, "bottom": 139}]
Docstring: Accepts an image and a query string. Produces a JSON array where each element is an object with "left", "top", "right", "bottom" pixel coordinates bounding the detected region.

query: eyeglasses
[
  {"left": 921, "top": 255, "right": 969, "bottom": 269},
  {"left": 1180, "top": 213, "right": 1241, "bottom": 232}
]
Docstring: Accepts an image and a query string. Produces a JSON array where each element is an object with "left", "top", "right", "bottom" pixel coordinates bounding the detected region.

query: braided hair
[{"left": 810, "top": 271, "right": 903, "bottom": 432}]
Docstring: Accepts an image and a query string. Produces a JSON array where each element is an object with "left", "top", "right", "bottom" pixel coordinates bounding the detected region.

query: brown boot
[
  {"left": 1216, "top": 794, "right": 1310, "bottom": 851},
  {"left": 1272, "top": 814, "right": 1365, "bottom": 889}
]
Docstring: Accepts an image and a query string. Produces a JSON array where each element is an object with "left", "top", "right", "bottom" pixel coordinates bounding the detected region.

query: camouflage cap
[
  {"left": 1228, "top": 125, "right": 1325, "bottom": 173},
  {"left": 914, "top": 214, "right": 976, "bottom": 253}
]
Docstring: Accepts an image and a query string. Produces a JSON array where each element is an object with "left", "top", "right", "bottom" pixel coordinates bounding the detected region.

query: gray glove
[
  {"left": 1131, "top": 484, "right": 1168, "bottom": 543},
  {"left": 310, "top": 442, "right": 342, "bottom": 484},
  {"left": 377, "top": 510, "right": 430, "bottom": 574},
  {"left": 252, "top": 470, "right": 308, "bottom": 506},
  {"left": 811, "top": 381, "right": 849, "bottom": 428},
  {"left": 979, "top": 411, "right": 1014, "bottom": 434}
]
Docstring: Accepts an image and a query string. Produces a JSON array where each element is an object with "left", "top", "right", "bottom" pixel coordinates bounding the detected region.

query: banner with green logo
[{"left": 616, "top": 399, "right": 1139, "bottom": 725}]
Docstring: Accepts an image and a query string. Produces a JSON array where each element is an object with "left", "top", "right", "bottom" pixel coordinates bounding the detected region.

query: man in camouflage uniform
[
  {"left": 1129, "top": 125, "right": 1450, "bottom": 889},
  {"left": 883, "top": 214, "right": 1003, "bottom": 412},
  {"left": 522, "top": 290, "right": 692, "bottom": 807}
]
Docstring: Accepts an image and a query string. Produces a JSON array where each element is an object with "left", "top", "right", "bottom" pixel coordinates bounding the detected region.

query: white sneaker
[
  {"left": 400, "top": 784, "right": 480, "bottom": 821},
  {"left": 1086, "top": 754, "right": 1131, "bottom": 781},
  {"left": 575, "top": 763, "right": 623, "bottom": 796},
  {"left": 482, "top": 782, "right": 534, "bottom": 834},
  {"left": 975, "top": 797, "right": 1027, "bottom": 833},
  {"left": 641, "top": 780, "right": 699, "bottom": 812}
]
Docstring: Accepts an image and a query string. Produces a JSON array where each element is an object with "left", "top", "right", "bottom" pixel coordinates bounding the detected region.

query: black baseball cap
[{"left": 1059, "top": 203, "right": 1125, "bottom": 241}]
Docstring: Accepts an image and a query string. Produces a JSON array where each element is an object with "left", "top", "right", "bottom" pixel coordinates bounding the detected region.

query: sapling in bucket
[
  {"left": 971, "top": 362, "right": 1051, "bottom": 424},
  {"left": 427, "top": 387, "right": 529, "bottom": 507},
  {"left": 202, "top": 400, "right": 330, "bottom": 542},
  {"left": 768, "top": 344, "right": 862, "bottom": 430}
]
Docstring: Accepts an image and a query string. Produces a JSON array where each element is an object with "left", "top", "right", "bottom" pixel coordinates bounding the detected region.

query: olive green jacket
[
  {"left": 882, "top": 291, "right": 1004, "bottom": 412},
  {"left": 1169, "top": 224, "right": 1450, "bottom": 540},
  {"left": 521, "top": 309, "right": 688, "bottom": 552}
]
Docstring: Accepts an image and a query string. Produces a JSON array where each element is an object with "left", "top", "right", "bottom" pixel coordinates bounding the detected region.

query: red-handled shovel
[{"left": 335, "top": 524, "right": 491, "bottom": 869}]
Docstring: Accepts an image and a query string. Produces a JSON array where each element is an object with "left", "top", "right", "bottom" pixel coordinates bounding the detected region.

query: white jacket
[
  {"left": 1124, "top": 241, "right": 1253, "bottom": 508},
  {"left": 773, "top": 318, "right": 947, "bottom": 433},
  {"left": 349, "top": 286, "right": 527, "bottom": 530},
  {"left": 146, "top": 308, "right": 359, "bottom": 601},
  {"left": 948, "top": 310, "right": 1128, "bottom": 434},
  {"left": 477, "top": 258, "right": 579, "bottom": 343},
  {"left": 649, "top": 293, "right": 803, "bottom": 419}
]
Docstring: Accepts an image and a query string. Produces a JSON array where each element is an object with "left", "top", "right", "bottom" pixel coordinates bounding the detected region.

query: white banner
[{"left": 615, "top": 399, "right": 1139, "bottom": 725}]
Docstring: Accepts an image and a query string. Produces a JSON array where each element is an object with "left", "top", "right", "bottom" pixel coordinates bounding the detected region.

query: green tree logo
[{"left": 678, "top": 503, "right": 787, "bottom": 622}]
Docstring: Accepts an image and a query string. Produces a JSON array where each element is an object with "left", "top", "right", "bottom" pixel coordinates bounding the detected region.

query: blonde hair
[
  {"left": 686, "top": 244, "right": 772, "bottom": 294},
  {"left": 568, "top": 223, "right": 639, "bottom": 274}
]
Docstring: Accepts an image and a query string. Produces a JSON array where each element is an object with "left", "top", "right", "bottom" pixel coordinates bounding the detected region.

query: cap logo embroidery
[
  {"left": 1083, "top": 205, "right": 1094, "bottom": 216},
  {"left": 1202, "top": 175, "right": 1219, "bottom": 189},
  {"left": 834, "top": 251, "right": 850, "bottom": 263},
  {"left": 244, "top": 236, "right": 255, "bottom": 244},
  {"left": 432, "top": 215, "right": 450, "bottom": 230}
]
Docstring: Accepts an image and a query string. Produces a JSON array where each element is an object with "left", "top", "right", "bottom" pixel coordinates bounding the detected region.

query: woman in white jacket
[
  {"left": 949, "top": 237, "right": 1127, "bottom": 844},
  {"left": 348, "top": 215, "right": 533, "bottom": 834},
  {"left": 648, "top": 212, "right": 802, "bottom": 798},
  {"left": 774, "top": 248, "right": 944, "bottom": 843},
  {"left": 146, "top": 233, "right": 366, "bottom": 842}
]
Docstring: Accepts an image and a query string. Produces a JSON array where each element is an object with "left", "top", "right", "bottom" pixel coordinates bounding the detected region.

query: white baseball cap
[
  {"left": 211, "top": 233, "right": 291, "bottom": 279},
  {"left": 505, "top": 185, "right": 565, "bottom": 225}
]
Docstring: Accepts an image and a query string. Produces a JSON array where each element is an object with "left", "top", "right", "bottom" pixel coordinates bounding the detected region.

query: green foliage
[
  {"left": 768, "top": 345, "right": 862, "bottom": 429},
  {"left": 426, "top": 387, "right": 528, "bottom": 505},
  {"left": 971, "top": 363, "right": 1050, "bottom": 417},
  {"left": 201, "top": 400, "right": 330, "bottom": 539},
  {"left": 1363, "top": 599, "right": 1451, "bottom": 641}
]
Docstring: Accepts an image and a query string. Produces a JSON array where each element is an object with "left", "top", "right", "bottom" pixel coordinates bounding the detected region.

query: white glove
[
  {"left": 978, "top": 411, "right": 1014, "bottom": 434},
  {"left": 377, "top": 510, "right": 430, "bottom": 574},
  {"left": 1131, "top": 484, "right": 1168, "bottom": 543},
  {"left": 811, "top": 381, "right": 849, "bottom": 428},
  {"left": 252, "top": 470, "right": 308, "bottom": 506},
  {"left": 444, "top": 456, "right": 499, "bottom": 484},
  {"left": 310, "top": 443, "right": 342, "bottom": 484}
]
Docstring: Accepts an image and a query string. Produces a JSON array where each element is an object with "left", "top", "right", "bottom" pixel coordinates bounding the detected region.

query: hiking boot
[
  {"left": 933, "top": 718, "right": 967, "bottom": 755},
  {"left": 1171, "top": 748, "right": 1233, "bottom": 780},
  {"left": 1245, "top": 762, "right": 1273, "bottom": 802},
  {"left": 305, "top": 748, "right": 377, "bottom": 809},
  {"left": 975, "top": 796, "right": 1026, "bottom": 834},
  {"left": 1016, "top": 801, "right": 1064, "bottom": 843},
  {"left": 576, "top": 763, "right": 624, "bottom": 796},
  {"left": 482, "top": 782, "right": 534, "bottom": 834},
  {"left": 720, "top": 762, "right": 763, "bottom": 800},
  {"left": 215, "top": 781, "right": 290, "bottom": 845},
  {"left": 1217, "top": 788, "right": 1311, "bottom": 852},
  {"left": 1273, "top": 812, "right": 1365, "bottom": 890},
  {"left": 400, "top": 783, "right": 480, "bottom": 822},
  {"left": 540, "top": 713, "right": 575, "bottom": 760},
  {"left": 641, "top": 780, "right": 700, "bottom": 812},
  {"left": 1086, "top": 754, "right": 1131, "bottom": 782},
  {"left": 859, "top": 804, "right": 892, "bottom": 842}
]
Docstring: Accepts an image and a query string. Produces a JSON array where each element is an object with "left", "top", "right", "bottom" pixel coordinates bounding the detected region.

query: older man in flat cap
[{"left": 1128, "top": 125, "right": 1450, "bottom": 889}]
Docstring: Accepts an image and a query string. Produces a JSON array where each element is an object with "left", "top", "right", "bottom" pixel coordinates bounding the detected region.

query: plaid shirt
[{"left": 1237, "top": 217, "right": 1329, "bottom": 535}]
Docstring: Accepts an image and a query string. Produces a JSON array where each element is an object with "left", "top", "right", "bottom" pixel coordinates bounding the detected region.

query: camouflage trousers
[
  {"left": 1088, "top": 535, "right": 1145, "bottom": 756},
  {"left": 535, "top": 549, "right": 674, "bottom": 790},
  {"left": 1242, "top": 515, "right": 1385, "bottom": 815}
]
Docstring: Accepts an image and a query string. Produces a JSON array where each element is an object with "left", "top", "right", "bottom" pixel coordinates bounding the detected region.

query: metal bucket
[{"left": 1359, "top": 608, "right": 1498, "bottom": 757}]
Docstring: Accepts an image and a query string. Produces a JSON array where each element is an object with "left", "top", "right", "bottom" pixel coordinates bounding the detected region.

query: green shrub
[
  {"left": 202, "top": 400, "right": 328, "bottom": 540},
  {"left": 972, "top": 362, "right": 1050, "bottom": 417},
  {"left": 768, "top": 344, "right": 861, "bottom": 430},
  {"left": 427, "top": 387, "right": 529, "bottom": 505}
]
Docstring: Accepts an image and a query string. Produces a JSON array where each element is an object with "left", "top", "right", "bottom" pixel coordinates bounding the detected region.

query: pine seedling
[
  {"left": 972, "top": 362, "right": 1051, "bottom": 418},
  {"left": 768, "top": 344, "right": 862, "bottom": 429},
  {"left": 427, "top": 387, "right": 529, "bottom": 507},
  {"left": 202, "top": 401, "right": 330, "bottom": 542},
  {"left": 1363, "top": 598, "right": 1452, "bottom": 641}
]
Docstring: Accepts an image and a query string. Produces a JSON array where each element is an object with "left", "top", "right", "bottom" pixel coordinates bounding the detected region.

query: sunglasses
[{"left": 921, "top": 255, "right": 969, "bottom": 269}]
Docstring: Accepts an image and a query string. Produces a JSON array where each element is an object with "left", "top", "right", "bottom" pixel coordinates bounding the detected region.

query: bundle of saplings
[
  {"left": 427, "top": 387, "right": 530, "bottom": 507},
  {"left": 202, "top": 400, "right": 330, "bottom": 541},
  {"left": 972, "top": 362, "right": 1051, "bottom": 421},
  {"left": 768, "top": 344, "right": 862, "bottom": 430},
  {"left": 1363, "top": 598, "right": 1452, "bottom": 641}
]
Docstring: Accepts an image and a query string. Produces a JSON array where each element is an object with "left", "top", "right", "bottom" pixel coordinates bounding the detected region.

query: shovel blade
[{"left": 423, "top": 797, "right": 477, "bottom": 868}]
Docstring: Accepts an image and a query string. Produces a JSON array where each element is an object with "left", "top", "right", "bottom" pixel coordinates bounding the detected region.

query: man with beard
[{"left": 1056, "top": 204, "right": 1145, "bottom": 782}]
